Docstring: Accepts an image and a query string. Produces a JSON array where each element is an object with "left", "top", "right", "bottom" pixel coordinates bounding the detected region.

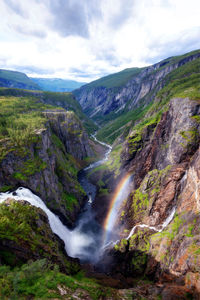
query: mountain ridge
[
  {"left": 31, "top": 77, "right": 86, "bottom": 92},
  {"left": 0, "top": 68, "right": 40, "bottom": 90}
]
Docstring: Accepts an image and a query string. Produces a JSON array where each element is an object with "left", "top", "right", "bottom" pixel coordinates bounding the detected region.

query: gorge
[{"left": 0, "top": 49, "right": 200, "bottom": 299}]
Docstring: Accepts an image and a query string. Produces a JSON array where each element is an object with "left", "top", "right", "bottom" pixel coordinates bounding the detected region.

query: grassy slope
[
  {"left": 0, "top": 88, "right": 97, "bottom": 134},
  {"left": 74, "top": 67, "right": 143, "bottom": 96},
  {"left": 42, "top": 91, "right": 97, "bottom": 133},
  {"left": 0, "top": 69, "right": 39, "bottom": 90},
  {"left": 96, "top": 52, "right": 200, "bottom": 144},
  {"left": 0, "top": 94, "right": 52, "bottom": 161}
]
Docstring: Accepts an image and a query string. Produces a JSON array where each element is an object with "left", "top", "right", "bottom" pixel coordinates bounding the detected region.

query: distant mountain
[
  {"left": 74, "top": 49, "right": 200, "bottom": 143},
  {"left": 31, "top": 77, "right": 85, "bottom": 92},
  {"left": 0, "top": 69, "right": 40, "bottom": 90}
]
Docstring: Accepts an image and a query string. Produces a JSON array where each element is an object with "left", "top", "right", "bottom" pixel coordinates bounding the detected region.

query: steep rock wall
[
  {"left": 74, "top": 52, "right": 200, "bottom": 120},
  {"left": 0, "top": 110, "right": 94, "bottom": 227},
  {"left": 102, "top": 96, "right": 200, "bottom": 296}
]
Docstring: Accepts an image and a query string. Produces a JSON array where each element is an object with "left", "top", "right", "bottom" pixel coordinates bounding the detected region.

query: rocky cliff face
[
  {"left": 0, "top": 98, "right": 94, "bottom": 227},
  {"left": 45, "top": 111, "right": 93, "bottom": 160},
  {"left": 100, "top": 94, "right": 200, "bottom": 297},
  {"left": 74, "top": 50, "right": 200, "bottom": 122}
]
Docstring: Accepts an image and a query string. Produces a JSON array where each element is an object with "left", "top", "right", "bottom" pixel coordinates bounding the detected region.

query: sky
[{"left": 0, "top": 0, "right": 200, "bottom": 82}]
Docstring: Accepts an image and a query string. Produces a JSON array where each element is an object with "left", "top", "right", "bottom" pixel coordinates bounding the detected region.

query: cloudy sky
[{"left": 0, "top": 0, "right": 200, "bottom": 82}]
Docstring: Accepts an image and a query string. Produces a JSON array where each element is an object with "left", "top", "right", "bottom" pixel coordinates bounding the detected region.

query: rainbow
[{"left": 102, "top": 173, "right": 132, "bottom": 246}]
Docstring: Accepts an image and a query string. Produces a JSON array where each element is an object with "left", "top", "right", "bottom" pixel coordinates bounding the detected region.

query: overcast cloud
[{"left": 0, "top": 0, "right": 199, "bottom": 82}]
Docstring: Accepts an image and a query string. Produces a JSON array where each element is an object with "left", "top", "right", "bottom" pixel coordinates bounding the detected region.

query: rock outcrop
[
  {"left": 100, "top": 94, "right": 200, "bottom": 297},
  {"left": 0, "top": 199, "right": 80, "bottom": 273},
  {"left": 0, "top": 108, "right": 94, "bottom": 227}
]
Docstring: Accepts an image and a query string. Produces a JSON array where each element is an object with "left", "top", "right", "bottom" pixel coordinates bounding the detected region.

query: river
[
  {"left": 0, "top": 134, "right": 112, "bottom": 264},
  {"left": 74, "top": 134, "right": 112, "bottom": 262}
]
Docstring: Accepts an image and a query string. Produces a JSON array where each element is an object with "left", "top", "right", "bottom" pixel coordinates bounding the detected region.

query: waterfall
[
  {"left": 0, "top": 187, "right": 93, "bottom": 258},
  {"left": 126, "top": 206, "right": 176, "bottom": 240},
  {"left": 0, "top": 134, "right": 113, "bottom": 263}
]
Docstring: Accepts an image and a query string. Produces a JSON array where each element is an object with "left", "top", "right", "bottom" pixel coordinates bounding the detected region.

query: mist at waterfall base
[
  {"left": 0, "top": 186, "right": 103, "bottom": 263},
  {"left": 0, "top": 138, "right": 118, "bottom": 264},
  {"left": 0, "top": 175, "right": 133, "bottom": 265},
  {"left": 102, "top": 174, "right": 133, "bottom": 247}
]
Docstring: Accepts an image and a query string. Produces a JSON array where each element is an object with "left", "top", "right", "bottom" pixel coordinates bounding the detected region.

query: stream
[{"left": 75, "top": 134, "right": 112, "bottom": 262}]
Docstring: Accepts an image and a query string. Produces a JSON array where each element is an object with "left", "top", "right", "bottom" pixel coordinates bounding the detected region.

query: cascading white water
[
  {"left": 0, "top": 135, "right": 112, "bottom": 262},
  {"left": 0, "top": 187, "right": 92, "bottom": 258},
  {"left": 126, "top": 206, "right": 176, "bottom": 240}
]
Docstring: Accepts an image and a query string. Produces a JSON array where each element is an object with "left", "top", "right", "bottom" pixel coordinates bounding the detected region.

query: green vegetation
[
  {"left": 0, "top": 201, "right": 63, "bottom": 261},
  {"left": 62, "top": 192, "right": 79, "bottom": 212},
  {"left": 96, "top": 103, "right": 153, "bottom": 144},
  {"left": 95, "top": 50, "right": 200, "bottom": 144},
  {"left": 105, "top": 144, "right": 122, "bottom": 176},
  {"left": 42, "top": 91, "right": 97, "bottom": 134},
  {"left": 19, "top": 157, "right": 47, "bottom": 179},
  {"left": 180, "top": 128, "right": 199, "bottom": 148},
  {"left": 156, "top": 57, "right": 200, "bottom": 105},
  {"left": 152, "top": 213, "right": 183, "bottom": 242},
  {"left": 128, "top": 111, "right": 162, "bottom": 155},
  {"left": 131, "top": 189, "right": 149, "bottom": 220},
  {"left": 75, "top": 67, "right": 143, "bottom": 91},
  {"left": 129, "top": 228, "right": 150, "bottom": 253},
  {"left": 131, "top": 252, "right": 147, "bottom": 274},
  {"left": 0, "top": 259, "right": 114, "bottom": 299},
  {"left": 123, "top": 166, "right": 172, "bottom": 224},
  {"left": 0, "top": 200, "right": 80, "bottom": 273},
  {"left": 0, "top": 69, "right": 40, "bottom": 90},
  {"left": 0, "top": 201, "right": 40, "bottom": 244},
  {"left": 0, "top": 95, "right": 50, "bottom": 161},
  {"left": 0, "top": 87, "right": 97, "bottom": 134},
  {"left": 0, "top": 185, "right": 14, "bottom": 192}
]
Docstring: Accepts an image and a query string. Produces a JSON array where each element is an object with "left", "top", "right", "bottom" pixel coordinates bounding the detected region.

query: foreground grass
[{"left": 0, "top": 259, "right": 114, "bottom": 300}]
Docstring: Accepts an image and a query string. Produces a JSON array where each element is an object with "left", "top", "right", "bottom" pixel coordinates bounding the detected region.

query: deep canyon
[{"left": 0, "top": 49, "right": 200, "bottom": 299}]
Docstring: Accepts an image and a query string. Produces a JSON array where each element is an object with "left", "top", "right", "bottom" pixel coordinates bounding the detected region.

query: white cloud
[{"left": 0, "top": 0, "right": 199, "bottom": 82}]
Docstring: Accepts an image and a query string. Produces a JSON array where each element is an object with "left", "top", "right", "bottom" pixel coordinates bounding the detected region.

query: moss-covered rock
[
  {"left": 0, "top": 94, "right": 94, "bottom": 227},
  {"left": 0, "top": 199, "right": 80, "bottom": 274}
]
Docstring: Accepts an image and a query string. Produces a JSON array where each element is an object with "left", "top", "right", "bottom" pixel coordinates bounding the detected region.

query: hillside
[
  {"left": 0, "top": 90, "right": 96, "bottom": 227},
  {"left": 86, "top": 49, "right": 200, "bottom": 297},
  {"left": 31, "top": 77, "right": 85, "bottom": 92},
  {"left": 1, "top": 49, "right": 200, "bottom": 298},
  {"left": 0, "top": 69, "right": 40, "bottom": 90},
  {"left": 74, "top": 49, "right": 200, "bottom": 143},
  {"left": 0, "top": 88, "right": 97, "bottom": 134}
]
